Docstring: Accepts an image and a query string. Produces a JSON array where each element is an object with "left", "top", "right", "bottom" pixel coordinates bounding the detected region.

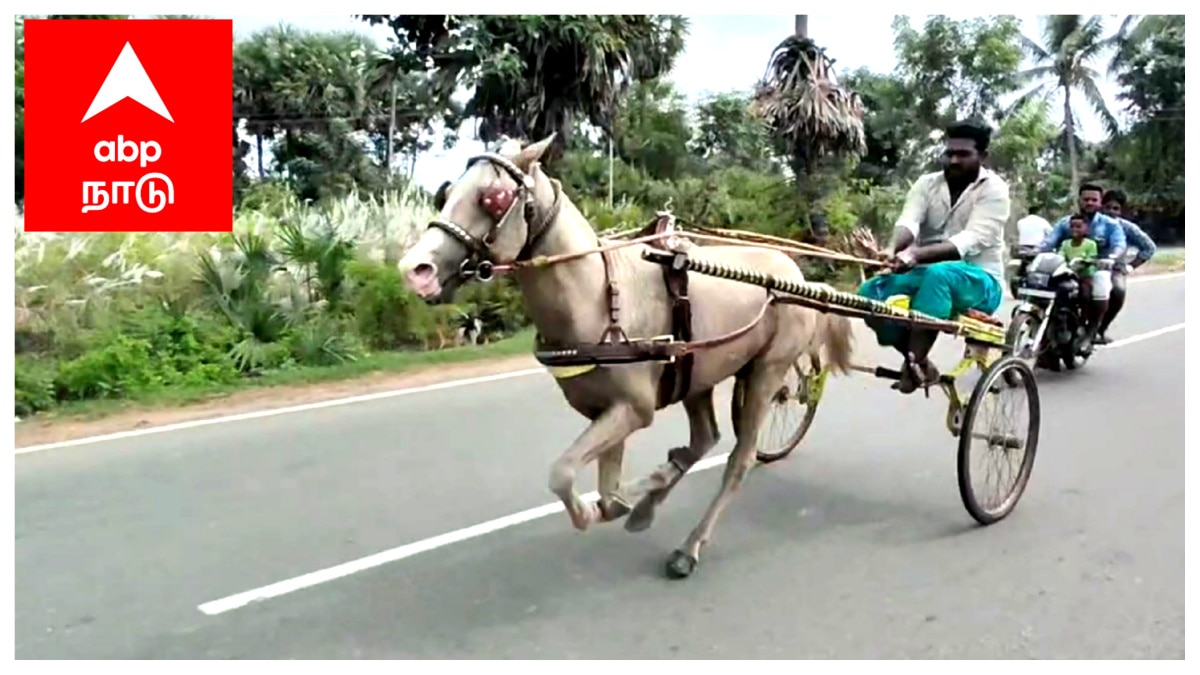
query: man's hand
[{"left": 889, "top": 247, "right": 918, "bottom": 272}]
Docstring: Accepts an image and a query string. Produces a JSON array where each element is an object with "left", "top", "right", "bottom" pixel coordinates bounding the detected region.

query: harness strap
[{"left": 658, "top": 251, "right": 695, "bottom": 408}]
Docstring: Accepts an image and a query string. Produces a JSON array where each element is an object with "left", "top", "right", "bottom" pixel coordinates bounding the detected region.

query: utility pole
[
  {"left": 608, "top": 133, "right": 614, "bottom": 208},
  {"left": 386, "top": 77, "right": 397, "bottom": 185}
]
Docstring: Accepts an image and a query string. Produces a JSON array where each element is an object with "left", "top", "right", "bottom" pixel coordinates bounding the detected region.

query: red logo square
[{"left": 23, "top": 18, "right": 233, "bottom": 232}]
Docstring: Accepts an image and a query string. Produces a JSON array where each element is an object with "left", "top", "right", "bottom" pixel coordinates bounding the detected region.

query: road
[{"left": 16, "top": 274, "right": 1186, "bottom": 659}]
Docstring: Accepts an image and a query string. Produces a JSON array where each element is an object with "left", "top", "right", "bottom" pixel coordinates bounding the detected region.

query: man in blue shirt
[
  {"left": 1040, "top": 183, "right": 1127, "bottom": 352},
  {"left": 1096, "top": 189, "right": 1158, "bottom": 344}
]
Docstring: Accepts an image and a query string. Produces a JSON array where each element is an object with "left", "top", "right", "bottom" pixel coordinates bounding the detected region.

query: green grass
[
  {"left": 27, "top": 328, "right": 537, "bottom": 422},
  {"left": 1138, "top": 250, "right": 1185, "bottom": 274}
]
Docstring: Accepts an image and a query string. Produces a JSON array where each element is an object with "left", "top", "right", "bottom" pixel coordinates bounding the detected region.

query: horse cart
[
  {"left": 403, "top": 139, "right": 1041, "bottom": 578},
  {"left": 594, "top": 219, "right": 1042, "bottom": 527}
]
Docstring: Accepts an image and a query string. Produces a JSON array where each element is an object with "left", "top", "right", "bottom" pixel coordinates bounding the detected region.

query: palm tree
[
  {"left": 1011, "top": 15, "right": 1122, "bottom": 196},
  {"left": 1108, "top": 14, "right": 1179, "bottom": 75},
  {"left": 751, "top": 16, "right": 865, "bottom": 241}
]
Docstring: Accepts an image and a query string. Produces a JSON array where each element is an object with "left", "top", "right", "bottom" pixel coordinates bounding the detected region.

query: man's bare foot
[{"left": 892, "top": 355, "right": 940, "bottom": 394}]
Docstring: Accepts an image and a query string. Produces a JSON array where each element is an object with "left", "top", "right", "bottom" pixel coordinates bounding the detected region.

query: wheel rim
[
  {"left": 1010, "top": 314, "right": 1042, "bottom": 363},
  {"left": 965, "top": 364, "right": 1036, "bottom": 517},
  {"left": 758, "top": 360, "right": 814, "bottom": 456}
]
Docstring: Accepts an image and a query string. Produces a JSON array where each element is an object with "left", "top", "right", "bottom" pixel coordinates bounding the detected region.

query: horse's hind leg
[
  {"left": 549, "top": 403, "right": 650, "bottom": 531},
  {"left": 621, "top": 388, "right": 721, "bottom": 533},
  {"left": 665, "top": 360, "right": 784, "bottom": 578}
]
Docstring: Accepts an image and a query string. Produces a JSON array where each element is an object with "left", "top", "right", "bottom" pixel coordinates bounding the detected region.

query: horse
[{"left": 397, "top": 135, "right": 855, "bottom": 578}]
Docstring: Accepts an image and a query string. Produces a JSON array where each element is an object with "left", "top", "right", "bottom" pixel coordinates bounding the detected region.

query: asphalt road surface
[{"left": 16, "top": 274, "right": 1186, "bottom": 659}]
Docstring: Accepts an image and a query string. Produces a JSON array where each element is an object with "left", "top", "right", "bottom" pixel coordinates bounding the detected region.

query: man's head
[
  {"left": 941, "top": 120, "right": 991, "bottom": 183},
  {"left": 1069, "top": 213, "right": 1090, "bottom": 240},
  {"left": 1078, "top": 183, "right": 1104, "bottom": 215},
  {"left": 1102, "top": 189, "right": 1128, "bottom": 218}
]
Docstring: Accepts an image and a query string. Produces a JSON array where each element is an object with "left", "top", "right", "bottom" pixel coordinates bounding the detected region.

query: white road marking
[
  {"left": 195, "top": 321, "right": 1185, "bottom": 617},
  {"left": 17, "top": 272, "right": 1187, "bottom": 456},
  {"left": 1097, "top": 322, "right": 1185, "bottom": 348},
  {"left": 198, "top": 451, "right": 734, "bottom": 616}
]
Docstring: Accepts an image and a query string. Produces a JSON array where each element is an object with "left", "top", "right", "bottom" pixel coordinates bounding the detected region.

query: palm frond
[
  {"left": 1079, "top": 75, "right": 1120, "bottom": 137},
  {"left": 751, "top": 35, "right": 866, "bottom": 160}
]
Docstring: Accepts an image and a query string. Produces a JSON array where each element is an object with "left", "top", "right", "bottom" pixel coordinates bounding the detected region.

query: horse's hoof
[
  {"left": 624, "top": 497, "right": 656, "bottom": 533},
  {"left": 664, "top": 549, "right": 698, "bottom": 579}
]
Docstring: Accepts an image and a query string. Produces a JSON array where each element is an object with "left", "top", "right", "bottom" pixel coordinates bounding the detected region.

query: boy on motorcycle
[{"left": 1059, "top": 214, "right": 1099, "bottom": 308}]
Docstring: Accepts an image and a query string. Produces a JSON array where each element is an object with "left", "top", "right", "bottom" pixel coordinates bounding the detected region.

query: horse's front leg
[
  {"left": 595, "top": 440, "right": 632, "bottom": 522},
  {"left": 549, "top": 403, "right": 650, "bottom": 531}
]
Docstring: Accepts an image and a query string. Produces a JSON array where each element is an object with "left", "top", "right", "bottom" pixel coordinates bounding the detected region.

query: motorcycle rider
[
  {"left": 1039, "top": 183, "right": 1127, "bottom": 354},
  {"left": 1011, "top": 212, "right": 1053, "bottom": 297},
  {"left": 1096, "top": 189, "right": 1158, "bottom": 344},
  {"left": 1017, "top": 213, "right": 1053, "bottom": 250}
]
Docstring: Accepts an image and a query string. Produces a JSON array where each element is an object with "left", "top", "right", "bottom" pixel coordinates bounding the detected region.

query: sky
[{"left": 228, "top": 14, "right": 1129, "bottom": 193}]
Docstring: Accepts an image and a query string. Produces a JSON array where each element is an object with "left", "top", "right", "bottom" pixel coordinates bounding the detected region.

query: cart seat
[{"left": 885, "top": 295, "right": 1004, "bottom": 326}]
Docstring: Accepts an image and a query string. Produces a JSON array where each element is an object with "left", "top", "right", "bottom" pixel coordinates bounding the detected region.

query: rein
[
  {"left": 423, "top": 149, "right": 879, "bottom": 404},
  {"left": 426, "top": 150, "right": 883, "bottom": 281}
]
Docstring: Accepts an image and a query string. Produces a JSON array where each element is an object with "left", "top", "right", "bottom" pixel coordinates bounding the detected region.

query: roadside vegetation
[{"left": 13, "top": 14, "right": 1184, "bottom": 420}]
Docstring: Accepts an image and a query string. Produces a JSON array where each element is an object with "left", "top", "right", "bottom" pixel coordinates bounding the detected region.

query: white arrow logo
[{"left": 81, "top": 42, "right": 174, "bottom": 124}]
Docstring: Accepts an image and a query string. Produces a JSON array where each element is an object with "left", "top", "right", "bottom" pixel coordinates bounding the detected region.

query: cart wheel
[
  {"left": 1005, "top": 310, "right": 1041, "bottom": 362},
  {"left": 1003, "top": 310, "right": 1040, "bottom": 385},
  {"left": 956, "top": 355, "right": 1040, "bottom": 525},
  {"left": 755, "top": 354, "right": 824, "bottom": 464}
]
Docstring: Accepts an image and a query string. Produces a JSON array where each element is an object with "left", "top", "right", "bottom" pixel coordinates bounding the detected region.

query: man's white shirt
[{"left": 1017, "top": 214, "right": 1053, "bottom": 248}]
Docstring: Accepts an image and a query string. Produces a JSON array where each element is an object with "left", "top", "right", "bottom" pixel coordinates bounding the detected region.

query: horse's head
[{"left": 399, "top": 134, "right": 558, "bottom": 302}]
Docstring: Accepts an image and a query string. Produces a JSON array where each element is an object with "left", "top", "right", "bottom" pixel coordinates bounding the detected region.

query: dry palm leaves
[{"left": 751, "top": 35, "right": 867, "bottom": 160}]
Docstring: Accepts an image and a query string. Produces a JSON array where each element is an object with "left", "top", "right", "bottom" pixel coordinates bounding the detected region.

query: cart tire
[
  {"left": 754, "top": 354, "right": 823, "bottom": 464},
  {"left": 1004, "top": 310, "right": 1040, "bottom": 385},
  {"left": 956, "top": 355, "right": 1040, "bottom": 525}
]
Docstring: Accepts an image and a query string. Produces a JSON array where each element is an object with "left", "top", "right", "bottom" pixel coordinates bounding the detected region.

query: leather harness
[{"left": 427, "top": 151, "right": 772, "bottom": 411}]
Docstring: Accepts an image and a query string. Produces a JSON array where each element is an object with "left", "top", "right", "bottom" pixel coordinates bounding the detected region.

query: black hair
[
  {"left": 1069, "top": 212, "right": 1088, "bottom": 222},
  {"left": 1079, "top": 182, "right": 1104, "bottom": 195},
  {"left": 1102, "top": 189, "right": 1127, "bottom": 206},
  {"left": 944, "top": 120, "right": 992, "bottom": 153}
]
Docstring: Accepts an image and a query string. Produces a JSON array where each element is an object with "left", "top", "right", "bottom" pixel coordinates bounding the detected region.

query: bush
[
  {"left": 15, "top": 361, "right": 55, "bottom": 418},
  {"left": 346, "top": 259, "right": 437, "bottom": 349},
  {"left": 52, "top": 307, "right": 242, "bottom": 401}
]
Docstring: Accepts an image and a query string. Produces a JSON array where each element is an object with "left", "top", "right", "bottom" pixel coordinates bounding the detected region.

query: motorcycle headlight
[{"left": 1025, "top": 272, "right": 1050, "bottom": 288}]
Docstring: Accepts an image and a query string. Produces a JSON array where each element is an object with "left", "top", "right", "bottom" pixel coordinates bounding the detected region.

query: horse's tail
[{"left": 819, "top": 312, "right": 855, "bottom": 375}]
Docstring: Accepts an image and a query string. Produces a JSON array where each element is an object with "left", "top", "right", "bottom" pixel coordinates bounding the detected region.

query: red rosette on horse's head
[{"left": 480, "top": 180, "right": 517, "bottom": 220}]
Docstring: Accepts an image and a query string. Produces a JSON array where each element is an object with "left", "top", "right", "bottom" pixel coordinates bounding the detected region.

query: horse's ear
[
  {"left": 515, "top": 133, "right": 557, "bottom": 171},
  {"left": 433, "top": 180, "right": 451, "bottom": 210}
]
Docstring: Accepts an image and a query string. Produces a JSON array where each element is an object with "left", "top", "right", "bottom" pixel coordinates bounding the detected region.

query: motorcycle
[
  {"left": 1007, "top": 244, "right": 1043, "bottom": 299},
  {"left": 1006, "top": 253, "right": 1111, "bottom": 372}
]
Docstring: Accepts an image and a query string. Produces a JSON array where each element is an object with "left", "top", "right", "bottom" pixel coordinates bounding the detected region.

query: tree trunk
[
  {"left": 1063, "top": 85, "right": 1080, "bottom": 197},
  {"left": 255, "top": 134, "right": 264, "bottom": 177},
  {"left": 792, "top": 15, "right": 825, "bottom": 244}
]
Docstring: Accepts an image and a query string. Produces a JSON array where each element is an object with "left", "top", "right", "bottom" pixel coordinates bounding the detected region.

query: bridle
[{"left": 427, "top": 151, "right": 562, "bottom": 282}]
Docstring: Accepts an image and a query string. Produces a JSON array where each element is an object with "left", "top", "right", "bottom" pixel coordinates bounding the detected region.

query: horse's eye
[{"left": 433, "top": 181, "right": 451, "bottom": 210}]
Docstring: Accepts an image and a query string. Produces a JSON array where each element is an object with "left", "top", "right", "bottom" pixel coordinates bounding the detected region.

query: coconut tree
[{"left": 1011, "top": 15, "right": 1122, "bottom": 196}]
